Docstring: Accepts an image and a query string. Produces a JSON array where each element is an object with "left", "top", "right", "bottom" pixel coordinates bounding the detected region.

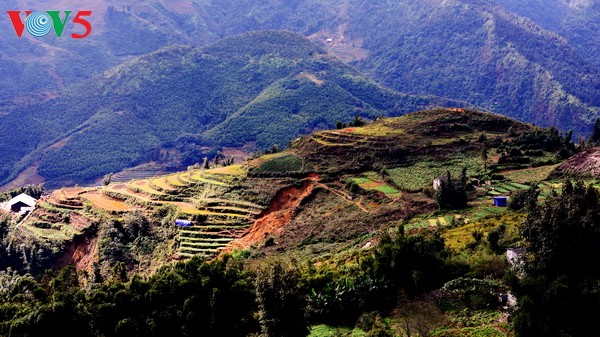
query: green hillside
[
  {"left": 0, "top": 31, "right": 460, "bottom": 188},
  {"left": 1, "top": 108, "right": 592, "bottom": 336}
]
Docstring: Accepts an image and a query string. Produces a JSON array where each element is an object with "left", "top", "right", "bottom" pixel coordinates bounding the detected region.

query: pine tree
[
  {"left": 434, "top": 170, "right": 468, "bottom": 210},
  {"left": 481, "top": 142, "right": 488, "bottom": 172}
]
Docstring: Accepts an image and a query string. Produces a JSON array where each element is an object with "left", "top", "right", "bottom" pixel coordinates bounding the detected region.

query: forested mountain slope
[
  {"left": 1, "top": 0, "right": 598, "bottom": 133},
  {"left": 0, "top": 31, "right": 458, "bottom": 187}
]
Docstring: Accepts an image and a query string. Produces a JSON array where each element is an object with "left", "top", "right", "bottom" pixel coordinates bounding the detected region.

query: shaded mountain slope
[
  {"left": 0, "top": 31, "right": 460, "bottom": 187},
  {"left": 349, "top": 0, "right": 600, "bottom": 132},
  {"left": 495, "top": 0, "right": 600, "bottom": 70}
]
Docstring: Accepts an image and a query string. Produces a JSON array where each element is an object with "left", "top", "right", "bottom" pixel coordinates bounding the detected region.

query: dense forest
[{"left": 0, "top": 31, "right": 459, "bottom": 188}]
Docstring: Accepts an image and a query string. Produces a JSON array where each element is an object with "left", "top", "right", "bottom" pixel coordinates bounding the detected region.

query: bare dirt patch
[
  {"left": 553, "top": 147, "right": 600, "bottom": 177},
  {"left": 295, "top": 73, "right": 324, "bottom": 86},
  {"left": 231, "top": 178, "right": 317, "bottom": 249},
  {"left": 55, "top": 233, "right": 99, "bottom": 276}
]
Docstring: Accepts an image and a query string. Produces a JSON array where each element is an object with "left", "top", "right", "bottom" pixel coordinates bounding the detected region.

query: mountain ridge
[
  {"left": 1, "top": 0, "right": 599, "bottom": 134},
  {"left": 0, "top": 30, "right": 463, "bottom": 188}
]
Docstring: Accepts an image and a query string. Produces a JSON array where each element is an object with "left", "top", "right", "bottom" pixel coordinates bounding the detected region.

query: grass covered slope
[
  {"left": 8, "top": 108, "right": 544, "bottom": 272},
  {"left": 295, "top": 108, "right": 532, "bottom": 174},
  {"left": 0, "top": 30, "right": 460, "bottom": 188},
  {"left": 2, "top": 108, "right": 586, "bottom": 337}
]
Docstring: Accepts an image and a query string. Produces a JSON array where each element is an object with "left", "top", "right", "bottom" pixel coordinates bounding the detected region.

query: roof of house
[{"left": 2, "top": 193, "right": 37, "bottom": 210}]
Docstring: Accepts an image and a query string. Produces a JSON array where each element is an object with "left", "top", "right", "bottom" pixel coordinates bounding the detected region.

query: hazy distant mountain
[
  {"left": 0, "top": 31, "right": 459, "bottom": 187},
  {"left": 494, "top": 0, "right": 600, "bottom": 70},
  {"left": 1, "top": 0, "right": 598, "bottom": 132}
]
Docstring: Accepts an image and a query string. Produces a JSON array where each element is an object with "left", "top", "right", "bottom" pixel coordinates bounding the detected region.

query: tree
[
  {"left": 103, "top": 173, "right": 113, "bottom": 186},
  {"left": 202, "top": 156, "right": 210, "bottom": 169},
  {"left": 352, "top": 115, "right": 366, "bottom": 127},
  {"left": 255, "top": 262, "right": 308, "bottom": 337},
  {"left": 514, "top": 180, "right": 600, "bottom": 337},
  {"left": 434, "top": 169, "right": 468, "bottom": 210},
  {"left": 397, "top": 301, "right": 445, "bottom": 337},
  {"left": 481, "top": 141, "right": 488, "bottom": 172},
  {"left": 214, "top": 151, "right": 223, "bottom": 166},
  {"left": 508, "top": 184, "right": 539, "bottom": 211}
]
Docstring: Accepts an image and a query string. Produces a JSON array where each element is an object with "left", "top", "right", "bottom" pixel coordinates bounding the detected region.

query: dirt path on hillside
[{"left": 315, "top": 182, "right": 370, "bottom": 213}]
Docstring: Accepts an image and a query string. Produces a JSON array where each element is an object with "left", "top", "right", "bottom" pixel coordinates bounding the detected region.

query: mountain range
[
  {"left": 1, "top": 0, "right": 599, "bottom": 186},
  {"left": 0, "top": 31, "right": 458, "bottom": 187}
]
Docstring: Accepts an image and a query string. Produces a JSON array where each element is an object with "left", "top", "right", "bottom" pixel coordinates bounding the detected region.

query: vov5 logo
[{"left": 6, "top": 10, "right": 92, "bottom": 38}]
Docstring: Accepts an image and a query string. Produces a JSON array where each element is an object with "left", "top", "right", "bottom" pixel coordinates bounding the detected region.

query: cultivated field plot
[
  {"left": 80, "top": 191, "right": 133, "bottom": 212},
  {"left": 176, "top": 197, "right": 263, "bottom": 258},
  {"left": 499, "top": 164, "right": 559, "bottom": 183},
  {"left": 252, "top": 154, "right": 304, "bottom": 173},
  {"left": 207, "top": 164, "right": 246, "bottom": 176},
  {"left": 486, "top": 182, "right": 529, "bottom": 196},
  {"left": 150, "top": 177, "right": 177, "bottom": 192},
  {"left": 350, "top": 175, "right": 400, "bottom": 196},
  {"left": 110, "top": 166, "right": 163, "bottom": 182},
  {"left": 129, "top": 180, "right": 166, "bottom": 197},
  {"left": 405, "top": 214, "right": 466, "bottom": 231},
  {"left": 387, "top": 157, "right": 481, "bottom": 192},
  {"left": 311, "top": 130, "right": 368, "bottom": 147},
  {"left": 97, "top": 165, "right": 266, "bottom": 259}
]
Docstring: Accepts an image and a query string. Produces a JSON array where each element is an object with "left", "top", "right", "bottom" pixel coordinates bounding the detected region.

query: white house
[
  {"left": 0, "top": 193, "right": 37, "bottom": 215},
  {"left": 506, "top": 247, "right": 525, "bottom": 268}
]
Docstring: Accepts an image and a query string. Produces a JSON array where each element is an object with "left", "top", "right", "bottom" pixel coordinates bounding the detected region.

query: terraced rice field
[
  {"left": 129, "top": 180, "right": 166, "bottom": 197},
  {"left": 174, "top": 191, "right": 266, "bottom": 258},
  {"left": 110, "top": 167, "right": 162, "bottom": 182},
  {"left": 176, "top": 201, "right": 262, "bottom": 257},
  {"left": 80, "top": 191, "right": 133, "bottom": 212},
  {"left": 150, "top": 177, "right": 178, "bottom": 192},
  {"left": 164, "top": 174, "right": 187, "bottom": 187},
  {"left": 19, "top": 224, "right": 73, "bottom": 241},
  {"left": 311, "top": 131, "right": 368, "bottom": 147},
  {"left": 99, "top": 165, "right": 267, "bottom": 259},
  {"left": 207, "top": 164, "right": 246, "bottom": 176},
  {"left": 105, "top": 184, "right": 156, "bottom": 202},
  {"left": 188, "top": 172, "right": 229, "bottom": 186},
  {"left": 194, "top": 198, "right": 263, "bottom": 210}
]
